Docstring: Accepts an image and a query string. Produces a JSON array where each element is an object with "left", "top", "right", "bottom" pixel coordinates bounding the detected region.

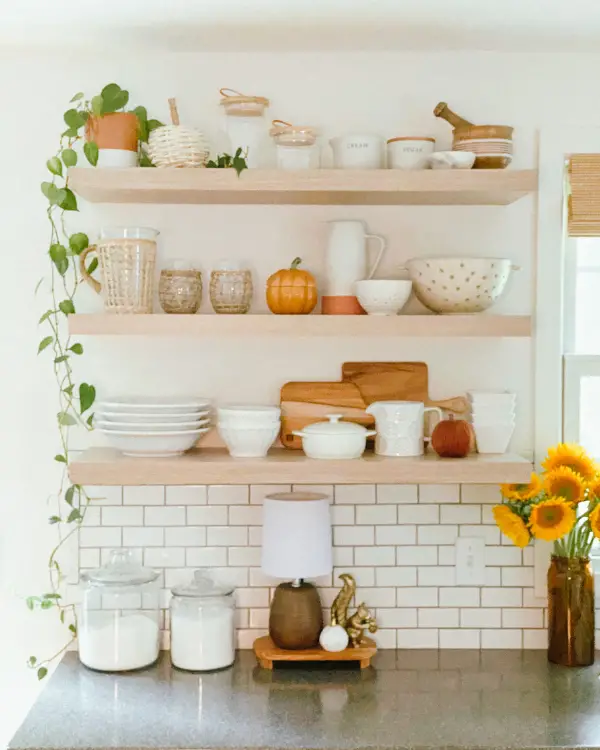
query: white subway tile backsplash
[
  {"left": 249, "top": 485, "right": 285, "bottom": 505},
  {"left": 437, "top": 546, "right": 456, "bottom": 565},
  {"left": 355, "top": 547, "right": 395, "bottom": 566},
  {"left": 397, "top": 505, "right": 439, "bottom": 524},
  {"left": 249, "top": 609, "right": 270, "bottom": 628},
  {"left": 334, "top": 485, "right": 376, "bottom": 504},
  {"left": 79, "top": 548, "right": 100, "bottom": 568},
  {"left": 123, "top": 486, "right": 164, "bottom": 505},
  {"left": 502, "top": 567, "right": 534, "bottom": 587},
  {"left": 166, "top": 486, "right": 207, "bottom": 505},
  {"left": 186, "top": 505, "right": 228, "bottom": 526},
  {"left": 229, "top": 506, "right": 262, "bottom": 525},
  {"left": 375, "top": 567, "right": 417, "bottom": 587},
  {"left": 481, "top": 629, "right": 523, "bottom": 649},
  {"left": 484, "top": 567, "right": 502, "bottom": 586},
  {"left": 248, "top": 527, "right": 262, "bottom": 546},
  {"left": 237, "top": 629, "right": 266, "bottom": 649},
  {"left": 332, "top": 547, "right": 353, "bottom": 566},
  {"left": 481, "top": 587, "right": 522, "bottom": 608},
  {"left": 292, "top": 484, "right": 334, "bottom": 498},
  {"left": 396, "top": 587, "right": 438, "bottom": 606},
  {"left": 522, "top": 546, "right": 535, "bottom": 566},
  {"left": 145, "top": 506, "right": 186, "bottom": 526},
  {"left": 207, "top": 527, "right": 248, "bottom": 546},
  {"left": 144, "top": 548, "right": 185, "bottom": 568},
  {"left": 459, "top": 525, "right": 500, "bottom": 545},
  {"left": 236, "top": 588, "right": 269, "bottom": 607},
  {"left": 333, "top": 526, "right": 374, "bottom": 546},
  {"left": 377, "top": 608, "right": 417, "bottom": 628},
  {"left": 164, "top": 527, "right": 206, "bottom": 547},
  {"left": 80, "top": 527, "right": 122, "bottom": 548},
  {"left": 522, "top": 587, "right": 545, "bottom": 607},
  {"left": 481, "top": 506, "right": 496, "bottom": 524},
  {"left": 417, "top": 525, "right": 458, "bottom": 545},
  {"left": 334, "top": 567, "right": 376, "bottom": 586},
  {"left": 439, "top": 588, "right": 480, "bottom": 607},
  {"left": 460, "top": 485, "right": 501, "bottom": 504},
  {"left": 376, "top": 485, "right": 418, "bottom": 504},
  {"left": 375, "top": 525, "right": 416, "bottom": 545},
  {"left": 372, "top": 629, "right": 397, "bottom": 649},
  {"left": 357, "top": 588, "right": 396, "bottom": 607},
  {"left": 397, "top": 629, "right": 438, "bottom": 648},
  {"left": 102, "top": 506, "right": 143, "bottom": 526},
  {"left": 249, "top": 568, "right": 278, "bottom": 587},
  {"left": 439, "top": 629, "right": 480, "bottom": 649},
  {"left": 460, "top": 608, "right": 501, "bottom": 628},
  {"left": 123, "top": 527, "right": 165, "bottom": 547},
  {"left": 397, "top": 546, "right": 437, "bottom": 566},
  {"left": 186, "top": 547, "right": 228, "bottom": 567},
  {"left": 419, "top": 485, "right": 460, "bottom": 504},
  {"left": 82, "top": 507, "right": 101, "bottom": 526},
  {"left": 228, "top": 547, "right": 262, "bottom": 566},
  {"left": 356, "top": 505, "right": 396, "bottom": 525},
  {"left": 331, "top": 506, "right": 355, "bottom": 525},
  {"left": 522, "top": 629, "right": 546, "bottom": 649},
  {"left": 86, "top": 486, "right": 123, "bottom": 506},
  {"left": 485, "top": 546, "right": 522, "bottom": 566},
  {"left": 502, "top": 608, "right": 544, "bottom": 628},
  {"left": 418, "top": 608, "right": 459, "bottom": 628},
  {"left": 211, "top": 485, "right": 250, "bottom": 504},
  {"left": 440, "top": 505, "right": 481, "bottom": 524},
  {"left": 418, "top": 566, "right": 456, "bottom": 587}
]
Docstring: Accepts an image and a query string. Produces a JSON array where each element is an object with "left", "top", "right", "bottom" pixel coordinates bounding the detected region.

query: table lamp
[{"left": 261, "top": 491, "right": 332, "bottom": 650}]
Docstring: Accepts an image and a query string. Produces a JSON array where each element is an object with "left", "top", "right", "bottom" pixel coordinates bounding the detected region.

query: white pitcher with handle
[
  {"left": 366, "top": 401, "right": 443, "bottom": 457},
  {"left": 322, "top": 220, "right": 386, "bottom": 315}
]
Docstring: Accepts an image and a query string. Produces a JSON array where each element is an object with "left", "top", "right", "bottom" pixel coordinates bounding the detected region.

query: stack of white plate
[
  {"left": 468, "top": 391, "right": 516, "bottom": 454},
  {"left": 95, "top": 397, "right": 212, "bottom": 457}
]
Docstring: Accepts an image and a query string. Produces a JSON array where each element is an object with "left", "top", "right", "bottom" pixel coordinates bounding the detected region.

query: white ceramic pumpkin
[{"left": 319, "top": 624, "right": 349, "bottom": 652}]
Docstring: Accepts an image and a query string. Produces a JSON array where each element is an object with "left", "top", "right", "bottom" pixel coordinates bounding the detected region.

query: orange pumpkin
[
  {"left": 266, "top": 257, "right": 318, "bottom": 315},
  {"left": 431, "top": 415, "right": 472, "bottom": 458}
]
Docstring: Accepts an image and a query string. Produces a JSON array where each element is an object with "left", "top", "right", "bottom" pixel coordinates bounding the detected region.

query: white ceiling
[{"left": 4, "top": 0, "right": 600, "bottom": 51}]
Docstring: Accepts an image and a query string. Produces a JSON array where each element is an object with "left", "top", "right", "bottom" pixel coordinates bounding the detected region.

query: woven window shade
[{"left": 568, "top": 154, "right": 600, "bottom": 237}]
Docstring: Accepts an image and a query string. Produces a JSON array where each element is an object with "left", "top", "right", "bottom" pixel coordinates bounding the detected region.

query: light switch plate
[{"left": 455, "top": 536, "right": 486, "bottom": 585}]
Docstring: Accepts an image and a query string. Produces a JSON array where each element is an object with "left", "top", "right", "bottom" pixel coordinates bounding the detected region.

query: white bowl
[
  {"left": 217, "top": 405, "right": 281, "bottom": 422},
  {"left": 99, "top": 428, "right": 210, "bottom": 457},
  {"left": 97, "top": 410, "right": 211, "bottom": 424},
  {"left": 429, "top": 151, "right": 476, "bottom": 170},
  {"left": 473, "top": 424, "right": 515, "bottom": 454},
  {"left": 467, "top": 390, "right": 516, "bottom": 406},
  {"left": 404, "top": 257, "right": 517, "bottom": 314},
  {"left": 355, "top": 280, "right": 412, "bottom": 316},
  {"left": 97, "top": 397, "right": 211, "bottom": 415},
  {"left": 95, "top": 418, "right": 209, "bottom": 433},
  {"left": 218, "top": 424, "right": 280, "bottom": 458}
]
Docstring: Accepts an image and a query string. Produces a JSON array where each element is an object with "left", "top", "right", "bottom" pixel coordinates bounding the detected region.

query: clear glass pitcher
[{"left": 79, "top": 227, "right": 158, "bottom": 314}]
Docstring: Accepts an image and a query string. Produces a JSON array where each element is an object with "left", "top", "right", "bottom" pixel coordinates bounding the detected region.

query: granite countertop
[{"left": 9, "top": 650, "right": 600, "bottom": 750}]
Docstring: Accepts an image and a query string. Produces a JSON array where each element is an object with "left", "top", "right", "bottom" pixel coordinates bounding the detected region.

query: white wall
[{"left": 0, "top": 49, "right": 594, "bottom": 745}]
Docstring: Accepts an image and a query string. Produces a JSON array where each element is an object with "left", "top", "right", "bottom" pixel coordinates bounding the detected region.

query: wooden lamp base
[{"left": 253, "top": 635, "right": 377, "bottom": 670}]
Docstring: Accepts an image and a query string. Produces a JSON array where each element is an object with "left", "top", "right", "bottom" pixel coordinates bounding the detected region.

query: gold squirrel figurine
[{"left": 330, "top": 573, "right": 378, "bottom": 647}]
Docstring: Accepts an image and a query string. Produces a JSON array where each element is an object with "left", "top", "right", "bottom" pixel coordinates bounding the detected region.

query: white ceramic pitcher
[
  {"left": 325, "top": 220, "right": 386, "bottom": 296},
  {"left": 365, "top": 401, "right": 443, "bottom": 457}
]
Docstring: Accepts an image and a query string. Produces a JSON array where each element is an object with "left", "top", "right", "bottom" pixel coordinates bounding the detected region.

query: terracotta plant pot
[
  {"left": 85, "top": 112, "right": 139, "bottom": 152},
  {"left": 548, "top": 555, "right": 595, "bottom": 667}
]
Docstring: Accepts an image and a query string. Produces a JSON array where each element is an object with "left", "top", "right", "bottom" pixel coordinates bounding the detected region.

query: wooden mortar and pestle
[{"left": 434, "top": 102, "right": 513, "bottom": 169}]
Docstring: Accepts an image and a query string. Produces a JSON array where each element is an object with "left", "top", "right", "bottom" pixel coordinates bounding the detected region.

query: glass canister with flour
[
  {"left": 78, "top": 550, "right": 160, "bottom": 672},
  {"left": 170, "top": 570, "right": 235, "bottom": 672}
]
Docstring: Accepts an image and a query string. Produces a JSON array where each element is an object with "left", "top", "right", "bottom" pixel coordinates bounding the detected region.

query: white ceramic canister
[
  {"left": 365, "top": 401, "right": 442, "bottom": 457},
  {"left": 170, "top": 570, "right": 235, "bottom": 672},
  {"left": 387, "top": 137, "right": 435, "bottom": 169},
  {"left": 292, "top": 415, "right": 375, "bottom": 460},
  {"left": 329, "top": 134, "right": 384, "bottom": 169},
  {"left": 219, "top": 88, "right": 270, "bottom": 168}
]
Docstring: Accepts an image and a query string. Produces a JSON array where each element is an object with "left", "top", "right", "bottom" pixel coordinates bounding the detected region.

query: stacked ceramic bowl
[
  {"left": 95, "top": 397, "right": 212, "bottom": 457},
  {"left": 468, "top": 391, "right": 516, "bottom": 454},
  {"left": 217, "top": 405, "right": 281, "bottom": 458}
]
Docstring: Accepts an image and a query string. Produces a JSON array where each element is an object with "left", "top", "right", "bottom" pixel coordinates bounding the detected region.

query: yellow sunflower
[
  {"left": 493, "top": 505, "right": 531, "bottom": 547},
  {"left": 528, "top": 497, "right": 576, "bottom": 542},
  {"left": 587, "top": 476, "right": 600, "bottom": 501},
  {"left": 500, "top": 473, "right": 542, "bottom": 501},
  {"left": 589, "top": 503, "right": 600, "bottom": 538},
  {"left": 542, "top": 443, "right": 597, "bottom": 481},
  {"left": 543, "top": 466, "right": 585, "bottom": 504}
]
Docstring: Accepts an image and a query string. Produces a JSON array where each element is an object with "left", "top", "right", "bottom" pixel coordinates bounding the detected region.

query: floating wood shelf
[
  {"left": 69, "top": 447, "right": 532, "bottom": 486},
  {"left": 68, "top": 168, "right": 537, "bottom": 206},
  {"left": 68, "top": 314, "right": 532, "bottom": 338}
]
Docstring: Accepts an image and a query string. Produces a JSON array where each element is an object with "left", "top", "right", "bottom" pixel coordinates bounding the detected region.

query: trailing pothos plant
[{"left": 29, "top": 84, "right": 162, "bottom": 680}]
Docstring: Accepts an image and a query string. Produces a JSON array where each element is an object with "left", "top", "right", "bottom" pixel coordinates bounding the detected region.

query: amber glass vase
[{"left": 547, "top": 556, "right": 595, "bottom": 667}]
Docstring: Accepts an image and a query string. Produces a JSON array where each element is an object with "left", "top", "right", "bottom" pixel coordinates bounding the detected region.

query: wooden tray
[{"left": 253, "top": 636, "right": 376, "bottom": 669}]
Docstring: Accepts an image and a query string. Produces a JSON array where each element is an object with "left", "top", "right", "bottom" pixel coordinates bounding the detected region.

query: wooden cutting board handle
[{"left": 428, "top": 396, "right": 469, "bottom": 414}]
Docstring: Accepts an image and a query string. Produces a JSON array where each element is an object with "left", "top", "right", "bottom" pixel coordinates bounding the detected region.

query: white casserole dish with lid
[{"left": 292, "top": 415, "right": 375, "bottom": 460}]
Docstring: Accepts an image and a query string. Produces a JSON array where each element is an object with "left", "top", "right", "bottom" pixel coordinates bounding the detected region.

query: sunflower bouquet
[{"left": 494, "top": 443, "right": 600, "bottom": 557}]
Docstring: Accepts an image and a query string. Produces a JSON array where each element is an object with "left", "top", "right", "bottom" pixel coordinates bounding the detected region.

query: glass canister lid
[
  {"left": 81, "top": 549, "right": 159, "bottom": 586},
  {"left": 219, "top": 88, "right": 269, "bottom": 116},
  {"left": 171, "top": 569, "right": 235, "bottom": 598},
  {"left": 270, "top": 120, "right": 317, "bottom": 146},
  {"left": 302, "top": 414, "right": 370, "bottom": 436}
]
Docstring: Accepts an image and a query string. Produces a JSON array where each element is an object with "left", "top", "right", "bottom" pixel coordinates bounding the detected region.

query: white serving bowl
[
  {"left": 218, "top": 424, "right": 280, "bottom": 458},
  {"left": 97, "top": 410, "right": 211, "bottom": 424},
  {"left": 355, "top": 280, "right": 412, "bottom": 316},
  {"left": 467, "top": 390, "right": 516, "bottom": 405},
  {"left": 429, "top": 151, "right": 476, "bottom": 170},
  {"left": 97, "top": 397, "right": 211, "bottom": 415},
  {"left": 473, "top": 424, "right": 515, "bottom": 454},
  {"left": 99, "top": 428, "right": 210, "bottom": 457},
  {"left": 404, "top": 257, "right": 517, "bottom": 314},
  {"left": 95, "top": 418, "right": 209, "bottom": 433}
]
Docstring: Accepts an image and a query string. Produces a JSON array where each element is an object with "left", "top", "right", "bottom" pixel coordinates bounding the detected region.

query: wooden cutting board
[{"left": 280, "top": 362, "right": 467, "bottom": 449}]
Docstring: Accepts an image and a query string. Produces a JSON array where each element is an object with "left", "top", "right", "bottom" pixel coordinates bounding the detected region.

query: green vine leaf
[
  {"left": 69, "top": 343, "right": 83, "bottom": 355},
  {"left": 57, "top": 411, "right": 76, "bottom": 427},
  {"left": 83, "top": 141, "right": 98, "bottom": 167},
  {"left": 79, "top": 383, "right": 96, "bottom": 414},
  {"left": 91, "top": 95, "right": 103, "bottom": 117},
  {"left": 67, "top": 509, "right": 82, "bottom": 524},
  {"left": 38, "top": 336, "right": 53, "bottom": 354},
  {"left": 62, "top": 149, "right": 77, "bottom": 168},
  {"left": 28, "top": 656, "right": 37, "bottom": 667},
  {"left": 59, "top": 188, "right": 78, "bottom": 212},
  {"left": 70, "top": 92, "right": 84, "bottom": 102},
  {"left": 41, "top": 182, "right": 67, "bottom": 206},
  {"left": 49, "top": 244, "right": 69, "bottom": 275},
  {"left": 54, "top": 455, "right": 67, "bottom": 464},
  {"left": 62, "top": 127, "right": 79, "bottom": 139},
  {"left": 69, "top": 233, "right": 88, "bottom": 255},
  {"left": 138, "top": 150, "right": 153, "bottom": 168},
  {"left": 101, "top": 83, "right": 129, "bottom": 113},
  {"left": 64, "top": 109, "right": 86, "bottom": 130},
  {"left": 69, "top": 624, "right": 77, "bottom": 636},
  {"left": 39, "top": 310, "right": 54, "bottom": 324},
  {"left": 59, "top": 300, "right": 75, "bottom": 315},
  {"left": 63, "top": 385, "right": 74, "bottom": 397},
  {"left": 86, "top": 413, "right": 95, "bottom": 427},
  {"left": 44, "top": 593, "right": 61, "bottom": 600},
  {"left": 147, "top": 119, "right": 163, "bottom": 133},
  {"left": 54, "top": 355, "right": 69, "bottom": 364},
  {"left": 59, "top": 610, "right": 65, "bottom": 624},
  {"left": 37, "top": 667, "right": 48, "bottom": 681},
  {"left": 86, "top": 257, "right": 99, "bottom": 275},
  {"left": 64, "top": 486, "right": 76, "bottom": 506},
  {"left": 40, "top": 600, "right": 54, "bottom": 610},
  {"left": 25, "top": 597, "right": 36, "bottom": 611},
  {"left": 46, "top": 157, "right": 63, "bottom": 177}
]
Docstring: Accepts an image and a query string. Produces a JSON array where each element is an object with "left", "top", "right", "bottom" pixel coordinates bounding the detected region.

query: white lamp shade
[{"left": 261, "top": 492, "right": 333, "bottom": 580}]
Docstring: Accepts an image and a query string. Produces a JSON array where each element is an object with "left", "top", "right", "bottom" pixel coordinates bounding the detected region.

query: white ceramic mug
[
  {"left": 329, "top": 134, "right": 384, "bottom": 169},
  {"left": 386, "top": 138, "right": 435, "bottom": 170},
  {"left": 365, "top": 401, "right": 443, "bottom": 457}
]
